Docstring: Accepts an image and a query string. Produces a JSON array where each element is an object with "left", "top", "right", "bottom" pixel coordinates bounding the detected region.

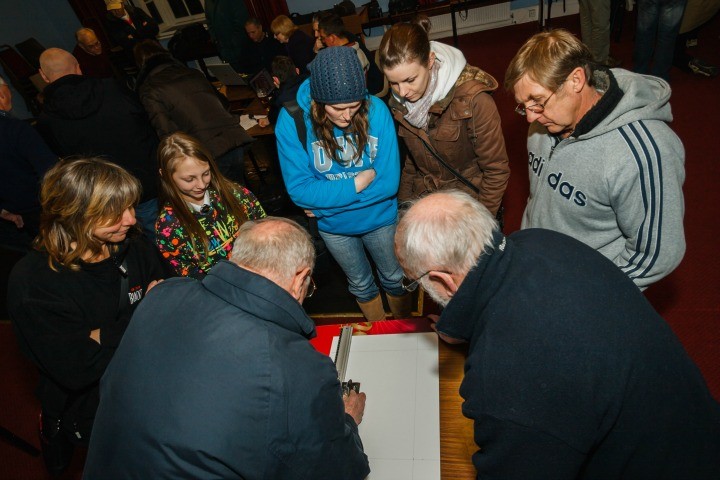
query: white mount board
[{"left": 330, "top": 332, "right": 441, "bottom": 480}]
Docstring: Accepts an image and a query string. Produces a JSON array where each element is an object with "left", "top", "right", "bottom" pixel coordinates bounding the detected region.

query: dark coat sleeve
[{"left": 11, "top": 288, "right": 118, "bottom": 392}]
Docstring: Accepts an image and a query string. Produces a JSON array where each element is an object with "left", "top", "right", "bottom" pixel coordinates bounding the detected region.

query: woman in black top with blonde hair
[{"left": 8, "top": 157, "right": 164, "bottom": 476}]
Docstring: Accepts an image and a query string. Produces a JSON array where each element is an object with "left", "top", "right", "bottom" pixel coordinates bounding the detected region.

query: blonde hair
[
  {"left": 157, "top": 132, "right": 249, "bottom": 260},
  {"left": 504, "top": 29, "right": 596, "bottom": 92},
  {"left": 37, "top": 157, "right": 141, "bottom": 271},
  {"left": 271, "top": 15, "right": 297, "bottom": 38}
]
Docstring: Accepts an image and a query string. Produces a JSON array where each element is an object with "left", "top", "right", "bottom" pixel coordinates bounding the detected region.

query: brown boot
[
  {"left": 386, "top": 292, "right": 413, "bottom": 319},
  {"left": 356, "top": 294, "right": 386, "bottom": 322}
]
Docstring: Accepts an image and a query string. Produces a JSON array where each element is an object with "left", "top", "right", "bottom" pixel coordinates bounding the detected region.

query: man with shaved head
[
  {"left": 37, "top": 48, "right": 160, "bottom": 239},
  {"left": 72, "top": 27, "right": 114, "bottom": 78},
  {"left": 395, "top": 190, "right": 720, "bottom": 479}
]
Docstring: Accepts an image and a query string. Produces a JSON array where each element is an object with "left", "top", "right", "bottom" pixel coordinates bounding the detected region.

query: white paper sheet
[
  {"left": 239, "top": 114, "right": 257, "bottom": 130},
  {"left": 330, "top": 332, "right": 440, "bottom": 480}
]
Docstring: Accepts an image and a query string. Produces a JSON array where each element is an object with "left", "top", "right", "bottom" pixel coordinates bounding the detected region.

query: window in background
[{"left": 130, "top": 0, "right": 206, "bottom": 32}]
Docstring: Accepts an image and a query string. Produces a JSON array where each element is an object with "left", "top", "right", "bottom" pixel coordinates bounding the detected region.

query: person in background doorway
[
  {"left": 103, "top": 1, "right": 158, "bottom": 58},
  {"left": 379, "top": 15, "right": 510, "bottom": 218},
  {"left": 155, "top": 132, "right": 265, "bottom": 279}
]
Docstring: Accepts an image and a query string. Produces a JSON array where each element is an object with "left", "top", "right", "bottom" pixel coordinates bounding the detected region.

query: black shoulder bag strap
[
  {"left": 417, "top": 132, "right": 505, "bottom": 229},
  {"left": 282, "top": 99, "right": 324, "bottom": 241},
  {"left": 284, "top": 99, "right": 307, "bottom": 152},
  {"left": 417, "top": 135, "right": 480, "bottom": 194}
]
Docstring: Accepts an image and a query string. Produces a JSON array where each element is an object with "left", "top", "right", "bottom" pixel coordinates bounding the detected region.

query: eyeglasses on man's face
[
  {"left": 401, "top": 270, "right": 452, "bottom": 292},
  {"left": 305, "top": 276, "right": 317, "bottom": 298},
  {"left": 515, "top": 89, "right": 558, "bottom": 117},
  {"left": 401, "top": 271, "right": 431, "bottom": 292}
]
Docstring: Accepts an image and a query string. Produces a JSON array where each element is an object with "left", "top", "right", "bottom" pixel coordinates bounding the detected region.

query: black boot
[{"left": 38, "top": 411, "right": 75, "bottom": 477}]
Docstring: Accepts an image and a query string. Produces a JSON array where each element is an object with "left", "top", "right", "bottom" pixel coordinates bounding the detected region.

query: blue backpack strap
[{"left": 283, "top": 99, "right": 307, "bottom": 152}]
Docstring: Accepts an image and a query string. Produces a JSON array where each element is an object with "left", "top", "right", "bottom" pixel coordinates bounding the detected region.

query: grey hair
[
  {"left": 395, "top": 190, "right": 497, "bottom": 278},
  {"left": 230, "top": 217, "right": 315, "bottom": 285}
]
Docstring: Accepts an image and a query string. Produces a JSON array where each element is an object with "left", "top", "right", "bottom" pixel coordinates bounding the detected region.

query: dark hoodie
[{"left": 38, "top": 74, "right": 159, "bottom": 202}]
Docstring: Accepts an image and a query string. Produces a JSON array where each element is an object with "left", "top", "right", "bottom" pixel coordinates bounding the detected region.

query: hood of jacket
[
  {"left": 42, "top": 74, "right": 105, "bottom": 120},
  {"left": 201, "top": 261, "right": 317, "bottom": 339},
  {"left": 135, "top": 53, "right": 180, "bottom": 90},
  {"left": 296, "top": 78, "right": 312, "bottom": 113},
  {"left": 575, "top": 68, "right": 674, "bottom": 140},
  {"left": 389, "top": 63, "right": 498, "bottom": 117}
]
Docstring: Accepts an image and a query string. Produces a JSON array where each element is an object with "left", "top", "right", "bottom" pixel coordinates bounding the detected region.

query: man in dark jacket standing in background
[
  {"left": 134, "top": 40, "right": 253, "bottom": 185},
  {"left": 37, "top": 48, "right": 159, "bottom": 239},
  {"left": 83, "top": 217, "right": 370, "bottom": 479}
]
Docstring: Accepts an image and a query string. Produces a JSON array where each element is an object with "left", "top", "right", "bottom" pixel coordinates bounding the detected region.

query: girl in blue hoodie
[{"left": 276, "top": 46, "right": 410, "bottom": 321}]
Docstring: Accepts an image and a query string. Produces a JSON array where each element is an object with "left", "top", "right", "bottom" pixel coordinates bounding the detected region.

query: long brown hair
[
  {"left": 310, "top": 100, "right": 370, "bottom": 166},
  {"left": 36, "top": 157, "right": 141, "bottom": 271},
  {"left": 157, "top": 133, "right": 248, "bottom": 260}
]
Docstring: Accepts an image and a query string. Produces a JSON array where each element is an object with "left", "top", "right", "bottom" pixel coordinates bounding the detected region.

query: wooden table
[
  {"left": 438, "top": 340, "right": 476, "bottom": 479},
  {"left": 311, "top": 319, "right": 476, "bottom": 479},
  {"left": 220, "top": 84, "right": 274, "bottom": 137}
]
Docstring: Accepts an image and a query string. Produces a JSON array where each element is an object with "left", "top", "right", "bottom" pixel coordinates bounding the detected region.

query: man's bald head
[
  {"left": 76, "top": 28, "right": 103, "bottom": 56},
  {"left": 39, "top": 48, "right": 82, "bottom": 83}
]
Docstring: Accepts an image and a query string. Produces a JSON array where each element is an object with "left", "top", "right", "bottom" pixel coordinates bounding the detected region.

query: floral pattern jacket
[{"left": 156, "top": 187, "right": 265, "bottom": 278}]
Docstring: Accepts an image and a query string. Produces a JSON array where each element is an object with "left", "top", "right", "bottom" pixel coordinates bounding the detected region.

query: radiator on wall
[{"left": 426, "top": 3, "right": 513, "bottom": 39}]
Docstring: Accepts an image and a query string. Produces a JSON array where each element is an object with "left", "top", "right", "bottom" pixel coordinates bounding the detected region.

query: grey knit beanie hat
[{"left": 309, "top": 46, "right": 367, "bottom": 104}]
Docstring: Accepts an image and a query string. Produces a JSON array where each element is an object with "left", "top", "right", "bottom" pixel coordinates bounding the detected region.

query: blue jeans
[
  {"left": 135, "top": 198, "right": 158, "bottom": 244},
  {"left": 634, "top": 0, "right": 687, "bottom": 81},
  {"left": 319, "top": 223, "right": 405, "bottom": 303}
]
